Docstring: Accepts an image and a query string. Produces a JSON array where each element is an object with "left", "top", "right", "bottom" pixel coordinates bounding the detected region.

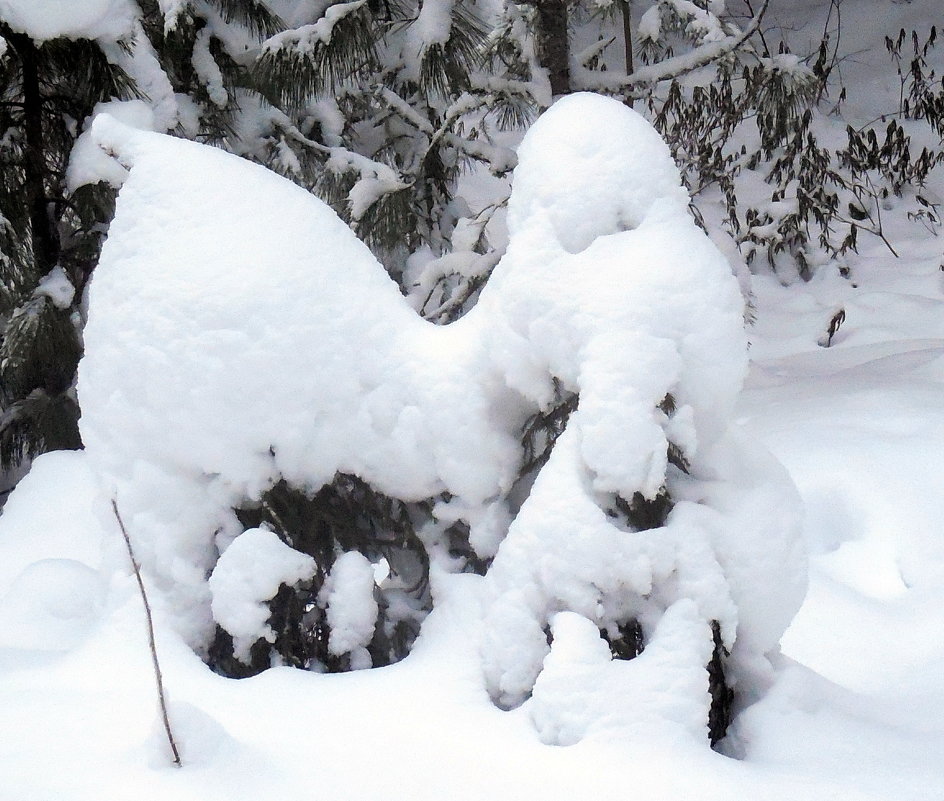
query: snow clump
[
  {"left": 319, "top": 551, "right": 380, "bottom": 670},
  {"left": 472, "top": 93, "right": 806, "bottom": 737},
  {"left": 208, "top": 528, "right": 315, "bottom": 662}
]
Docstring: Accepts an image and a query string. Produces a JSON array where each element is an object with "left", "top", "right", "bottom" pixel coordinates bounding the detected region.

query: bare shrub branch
[{"left": 112, "top": 498, "right": 182, "bottom": 767}]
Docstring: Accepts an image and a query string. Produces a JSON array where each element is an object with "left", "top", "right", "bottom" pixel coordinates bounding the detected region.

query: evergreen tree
[
  {"left": 251, "top": 0, "right": 528, "bottom": 315},
  {"left": 486, "top": 0, "right": 941, "bottom": 282},
  {"left": 0, "top": 21, "right": 135, "bottom": 475},
  {"left": 131, "top": 0, "right": 283, "bottom": 143},
  {"left": 0, "top": 0, "right": 286, "bottom": 487}
]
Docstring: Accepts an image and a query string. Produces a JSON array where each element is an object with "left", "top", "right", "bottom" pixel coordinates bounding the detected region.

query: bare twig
[
  {"left": 819, "top": 307, "right": 846, "bottom": 347},
  {"left": 111, "top": 498, "right": 182, "bottom": 768}
]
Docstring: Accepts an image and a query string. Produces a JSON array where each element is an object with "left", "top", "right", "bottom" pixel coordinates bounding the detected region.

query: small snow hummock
[
  {"left": 208, "top": 528, "right": 315, "bottom": 662},
  {"left": 529, "top": 603, "right": 714, "bottom": 745}
]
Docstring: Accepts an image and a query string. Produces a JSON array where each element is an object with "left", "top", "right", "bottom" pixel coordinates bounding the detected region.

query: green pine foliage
[
  {"left": 0, "top": 23, "right": 135, "bottom": 470},
  {"left": 135, "top": 0, "right": 283, "bottom": 142},
  {"left": 250, "top": 0, "right": 524, "bottom": 299}
]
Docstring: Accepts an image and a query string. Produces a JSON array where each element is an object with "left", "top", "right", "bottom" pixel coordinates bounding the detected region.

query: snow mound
[
  {"left": 476, "top": 95, "right": 804, "bottom": 724},
  {"left": 0, "top": 451, "right": 102, "bottom": 595},
  {"left": 0, "top": 559, "right": 105, "bottom": 651},
  {"left": 77, "top": 94, "right": 804, "bottom": 744},
  {"left": 80, "top": 112, "right": 519, "bottom": 643},
  {"left": 530, "top": 603, "right": 714, "bottom": 746},
  {"left": 508, "top": 92, "right": 690, "bottom": 254}
]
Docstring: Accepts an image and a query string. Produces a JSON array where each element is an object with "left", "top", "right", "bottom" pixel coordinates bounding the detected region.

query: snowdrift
[{"left": 16, "top": 94, "right": 804, "bottom": 754}]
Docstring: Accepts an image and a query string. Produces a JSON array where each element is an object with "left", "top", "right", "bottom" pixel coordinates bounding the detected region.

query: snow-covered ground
[
  {"left": 3, "top": 1, "right": 944, "bottom": 798},
  {"left": 2, "top": 213, "right": 942, "bottom": 801},
  {"left": 2, "top": 146, "right": 943, "bottom": 801}
]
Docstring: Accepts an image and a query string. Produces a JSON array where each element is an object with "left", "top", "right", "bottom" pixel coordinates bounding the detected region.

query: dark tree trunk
[
  {"left": 2, "top": 27, "right": 59, "bottom": 272},
  {"left": 707, "top": 620, "right": 733, "bottom": 746},
  {"left": 620, "top": 0, "right": 634, "bottom": 76},
  {"left": 531, "top": 0, "right": 570, "bottom": 96}
]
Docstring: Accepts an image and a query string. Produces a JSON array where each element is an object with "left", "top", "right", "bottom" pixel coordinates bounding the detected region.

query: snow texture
[
  {"left": 638, "top": 4, "right": 662, "bottom": 42},
  {"left": 530, "top": 603, "right": 714, "bottom": 745},
  {"left": 208, "top": 528, "right": 315, "bottom": 662},
  {"left": 319, "top": 551, "right": 379, "bottom": 669},
  {"left": 0, "top": 0, "right": 137, "bottom": 41},
  {"left": 77, "top": 93, "right": 803, "bottom": 743},
  {"left": 33, "top": 266, "right": 75, "bottom": 309}
]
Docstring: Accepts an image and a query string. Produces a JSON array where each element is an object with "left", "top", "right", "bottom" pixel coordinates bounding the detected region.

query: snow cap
[{"left": 508, "top": 92, "right": 691, "bottom": 254}]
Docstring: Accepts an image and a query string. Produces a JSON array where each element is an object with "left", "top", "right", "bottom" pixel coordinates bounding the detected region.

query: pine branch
[
  {"left": 111, "top": 499, "right": 182, "bottom": 768},
  {"left": 618, "top": 0, "right": 771, "bottom": 95},
  {"left": 207, "top": 0, "right": 284, "bottom": 38},
  {"left": 254, "top": 3, "right": 377, "bottom": 106}
]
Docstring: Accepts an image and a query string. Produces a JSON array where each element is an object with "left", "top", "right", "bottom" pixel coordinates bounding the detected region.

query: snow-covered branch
[{"left": 580, "top": 0, "right": 770, "bottom": 95}]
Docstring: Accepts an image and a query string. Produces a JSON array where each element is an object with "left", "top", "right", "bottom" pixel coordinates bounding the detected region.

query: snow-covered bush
[
  {"left": 472, "top": 93, "right": 806, "bottom": 744},
  {"left": 79, "top": 92, "right": 804, "bottom": 745},
  {"left": 80, "top": 109, "right": 521, "bottom": 666}
]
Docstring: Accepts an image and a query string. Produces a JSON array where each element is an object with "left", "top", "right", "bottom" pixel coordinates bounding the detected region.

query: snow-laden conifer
[{"left": 78, "top": 95, "right": 804, "bottom": 744}]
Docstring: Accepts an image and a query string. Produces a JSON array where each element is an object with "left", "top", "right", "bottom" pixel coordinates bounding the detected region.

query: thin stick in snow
[{"left": 111, "top": 498, "right": 182, "bottom": 767}]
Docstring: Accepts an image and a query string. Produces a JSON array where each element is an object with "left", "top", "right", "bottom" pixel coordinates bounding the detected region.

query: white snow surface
[
  {"left": 208, "top": 528, "right": 315, "bottom": 662},
  {"left": 77, "top": 97, "right": 802, "bottom": 725},
  {"left": 320, "top": 551, "right": 379, "bottom": 668},
  {"left": 0, "top": 0, "right": 137, "bottom": 41},
  {"left": 6, "top": 28, "right": 944, "bottom": 793}
]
